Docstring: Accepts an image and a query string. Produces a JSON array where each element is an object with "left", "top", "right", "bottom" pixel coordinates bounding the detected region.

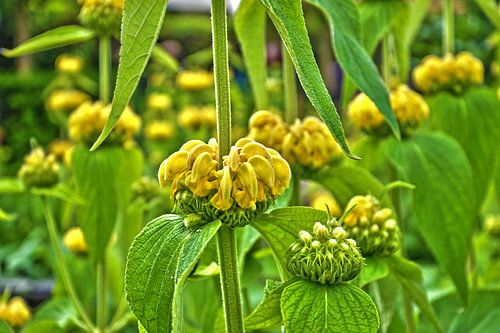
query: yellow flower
[
  {"left": 247, "top": 110, "right": 287, "bottom": 149},
  {"left": 18, "top": 148, "right": 60, "bottom": 188},
  {"left": 68, "top": 101, "right": 141, "bottom": 146},
  {"left": 145, "top": 121, "right": 175, "bottom": 141},
  {"left": 63, "top": 227, "right": 88, "bottom": 254},
  {"left": 311, "top": 191, "right": 341, "bottom": 217},
  {"left": 1, "top": 297, "right": 31, "bottom": 327},
  {"left": 176, "top": 70, "right": 214, "bottom": 90},
  {"left": 343, "top": 195, "right": 379, "bottom": 228},
  {"left": 177, "top": 106, "right": 216, "bottom": 129},
  {"left": 146, "top": 93, "right": 172, "bottom": 112},
  {"left": 46, "top": 89, "right": 91, "bottom": 113},
  {"left": 55, "top": 54, "right": 84, "bottom": 74},
  {"left": 48, "top": 139, "right": 73, "bottom": 161}
]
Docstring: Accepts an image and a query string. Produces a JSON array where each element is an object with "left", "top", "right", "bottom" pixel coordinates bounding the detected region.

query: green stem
[
  {"left": 282, "top": 43, "right": 297, "bottom": 124},
  {"left": 443, "top": 0, "right": 455, "bottom": 54},
  {"left": 211, "top": 0, "right": 244, "bottom": 332},
  {"left": 291, "top": 175, "right": 301, "bottom": 206},
  {"left": 99, "top": 36, "right": 111, "bottom": 103},
  {"left": 403, "top": 290, "right": 416, "bottom": 333},
  {"left": 41, "top": 197, "right": 96, "bottom": 333},
  {"left": 97, "top": 259, "right": 107, "bottom": 333}
]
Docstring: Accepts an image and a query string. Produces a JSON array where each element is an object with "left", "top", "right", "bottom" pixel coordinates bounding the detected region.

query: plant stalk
[
  {"left": 211, "top": 0, "right": 244, "bottom": 332},
  {"left": 282, "top": 43, "right": 297, "bottom": 124},
  {"left": 97, "top": 259, "right": 107, "bottom": 333},
  {"left": 41, "top": 197, "right": 96, "bottom": 333},
  {"left": 443, "top": 0, "right": 454, "bottom": 54},
  {"left": 99, "top": 36, "right": 112, "bottom": 103}
]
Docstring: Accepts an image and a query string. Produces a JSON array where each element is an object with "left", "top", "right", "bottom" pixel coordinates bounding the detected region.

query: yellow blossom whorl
[
  {"left": 145, "top": 121, "right": 175, "bottom": 141},
  {"left": 176, "top": 70, "right": 214, "bottom": 91},
  {"left": 247, "top": 110, "right": 287, "bottom": 149},
  {"left": 177, "top": 106, "right": 216, "bottom": 129},
  {"left": 46, "top": 89, "right": 91, "bottom": 113},
  {"left": 18, "top": 148, "right": 60, "bottom": 188}
]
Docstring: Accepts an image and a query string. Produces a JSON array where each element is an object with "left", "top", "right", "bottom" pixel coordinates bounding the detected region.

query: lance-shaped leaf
[
  {"left": 125, "top": 215, "right": 221, "bottom": 333},
  {"left": 91, "top": 0, "right": 169, "bottom": 150},
  {"left": 306, "top": 0, "right": 399, "bottom": 138},
  {"left": 235, "top": 0, "right": 268, "bottom": 109},
  {"left": 1, "top": 25, "right": 95, "bottom": 58},
  {"left": 260, "top": 0, "right": 357, "bottom": 159},
  {"left": 281, "top": 280, "right": 379, "bottom": 333},
  {"left": 387, "top": 133, "right": 475, "bottom": 304}
]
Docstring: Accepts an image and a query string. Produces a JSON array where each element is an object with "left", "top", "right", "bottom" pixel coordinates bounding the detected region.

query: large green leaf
[
  {"left": 125, "top": 215, "right": 221, "bottom": 333},
  {"left": 33, "top": 298, "right": 77, "bottom": 330},
  {"left": 234, "top": 0, "right": 268, "bottom": 109},
  {"left": 1, "top": 25, "right": 95, "bottom": 57},
  {"left": 427, "top": 88, "right": 500, "bottom": 206},
  {"left": 0, "top": 321, "right": 13, "bottom": 333},
  {"left": 259, "top": 0, "right": 356, "bottom": 158},
  {"left": 245, "top": 279, "right": 286, "bottom": 329},
  {"left": 251, "top": 207, "right": 328, "bottom": 278},
  {"left": 281, "top": 280, "right": 379, "bottom": 333},
  {"left": 20, "top": 320, "right": 64, "bottom": 333},
  {"left": 306, "top": 0, "right": 399, "bottom": 138},
  {"left": 387, "top": 133, "right": 475, "bottom": 304},
  {"left": 91, "top": 0, "right": 169, "bottom": 150},
  {"left": 354, "top": 257, "right": 390, "bottom": 288}
]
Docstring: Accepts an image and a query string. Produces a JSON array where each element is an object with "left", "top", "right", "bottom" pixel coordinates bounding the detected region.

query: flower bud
[
  {"left": 299, "top": 230, "right": 312, "bottom": 243},
  {"left": 0, "top": 297, "right": 31, "bottom": 327},
  {"left": 310, "top": 191, "right": 341, "bottom": 217},
  {"left": 79, "top": 0, "right": 123, "bottom": 36},
  {"left": 313, "top": 222, "right": 330, "bottom": 240},
  {"left": 18, "top": 148, "right": 60, "bottom": 188},
  {"left": 63, "top": 227, "right": 88, "bottom": 254},
  {"left": 332, "top": 227, "right": 347, "bottom": 241}
]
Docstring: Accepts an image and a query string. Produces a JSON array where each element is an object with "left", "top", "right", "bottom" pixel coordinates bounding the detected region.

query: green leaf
[
  {"left": 189, "top": 262, "right": 219, "bottom": 281},
  {"left": 0, "top": 208, "right": 16, "bottom": 222},
  {"left": 1, "top": 25, "right": 95, "bottom": 57},
  {"left": 306, "top": 0, "right": 399, "bottom": 138},
  {"left": 245, "top": 279, "right": 286, "bottom": 329},
  {"left": 237, "top": 226, "right": 261, "bottom": 269},
  {"left": 428, "top": 88, "right": 500, "bottom": 206},
  {"left": 475, "top": 0, "right": 500, "bottom": 29},
  {"left": 235, "top": 0, "right": 268, "bottom": 109},
  {"left": 0, "top": 321, "right": 13, "bottom": 333},
  {"left": 355, "top": 257, "right": 390, "bottom": 287},
  {"left": 259, "top": 0, "right": 356, "bottom": 159},
  {"left": 0, "top": 178, "right": 24, "bottom": 193},
  {"left": 151, "top": 45, "right": 179, "bottom": 72},
  {"left": 281, "top": 280, "right": 379, "bottom": 333},
  {"left": 31, "top": 183, "right": 84, "bottom": 205},
  {"left": 385, "top": 256, "right": 441, "bottom": 332},
  {"left": 387, "top": 133, "right": 475, "bottom": 304},
  {"left": 125, "top": 215, "right": 221, "bottom": 333},
  {"left": 91, "top": 0, "right": 169, "bottom": 150},
  {"left": 20, "top": 320, "right": 64, "bottom": 333},
  {"left": 251, "top": 207, "right": 328, "bottom": 278},
  {"left": 33, "top": 298, "right": 77, "bottom": 329}
]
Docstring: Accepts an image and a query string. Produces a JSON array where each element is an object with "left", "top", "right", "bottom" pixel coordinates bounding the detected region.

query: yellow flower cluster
[
  {"left": 18, "top": 148, "right": 59, "bottom": 188},
  {"left": 176, "top": 70, "right": 214, "bottom": 91},
  {"left": 0, "top": 297, "right": 31, "bottom": 327},
  {"left": 68, "top": 101, "right": 141, "bottom": 145},
  {"left": 310, "top": 191, "right": 341, "bottom": 217},
  {"left": 145, "top": 121, "right": 175, "bottom": 141},
  {"left": 79, "top": 0, "right": 123, "bottom": 36},
  {"left": 146, "top": 93, "right": 172, "bottom": 112},
  {"left": 63, "top": 227, "right": 88, "bottom": 254},
  {"left": 413, "top": 52, "right": 484, "bottom": 94},
  {"left": 177, "top": 106, "right": 216, "bottom": 129},
  {"left": 55, "top": 54, "right": 84, "bottom": 74},
  {"left": 247, "top": 111, "right": 342, "bottom": 169},
  {"left": 158, "top": 138, "right": 291, "bottom": 211},
  {"left": 348, "top": 84, "right": 429, "bottom": 136},
  {"left": 48, "top": 139, "right": 73, "bottom": 162},
  {"left": 46, "top": 89, "right": 91, "bottom": 113}
]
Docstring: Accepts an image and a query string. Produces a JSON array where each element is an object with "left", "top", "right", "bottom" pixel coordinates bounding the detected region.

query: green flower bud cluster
[
  {"left": 131, "top": 176, "right": 162, "bottom": 202},
  {"left": 285, "top": 220, "right": 364, "bottom": 285},
  {"left": 78, "top": 0, "right": 123, "bottom": 36},
  {"left": 484, "top": 215, "right": 500, "bottom": 239},
  {"left": 343, "top": 195, "right": 400, "bottom": 257},
  {"left": 18, "top": 148, "right": 60, "bottom": 189}
]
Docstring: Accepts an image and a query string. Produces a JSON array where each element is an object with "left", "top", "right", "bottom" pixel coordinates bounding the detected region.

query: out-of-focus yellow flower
[
  {"left": 63, "top": 227, "right": 88, "bottom": 254},
  {"left": 348, "top": 84, "right": 429, "bottom": 136},
  {"left": 247, "top": 110, "right": 287, "bottom": 149},
  {"left": 343, "top": 195, "right": 379, "bottom": 228},
  {"left": 146, "top": 93, "right": 172, "bottom": 112},
  {"left": 46, "top": 89, "right": 91, "bottom": 113},
  {"left": 177, "top": 106, "right": 216, "bottom": 129},
  {"left": 176, "top": 70, "right": 214, "bottom": 90},
  {"left": 55, "top": 54, "right": 84, "bottom": 74},
  {"left": 48, "top": 139, "right": 73, "bottom": 162},
  {"left": 484, "top": 215, "right": 500, "bottom": 238},
  {"left": 158, "top": 138, "right": 291, "bottom": 212},
  {"left": 18, "top": 148, "right": 60, "bottom": 188},
  {"left": 145, "top": 121, "right": 175, "bottom": 141},
  {"left": 79, "top": 0, "right": 123, "bottom": 36},
  {"left": 413, "top": 52, "right": 484, "bottom": 94},
  {"left": 0, "top": 297, "right": 31, "bottom": 327},
  {"left": 310, "top": 191, "right": 341, "bottom": 217},
  {"left": 281, "top": 117, "right": 342, "bottom": 169},
  {"left": 68, "top": 101, "right": 141, "bottom": 146}
]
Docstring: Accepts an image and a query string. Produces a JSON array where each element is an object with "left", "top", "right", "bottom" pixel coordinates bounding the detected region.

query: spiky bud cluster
[
  {"left": 144, "top": 121, "right": 175, "bottom": 141},
  {"left": 0, "top": 297, "right": 31, "bottom": 327},
  {"left": 484, "top": 215, "right": 500, "bottom": 239},
  {"left": 158, "top": 138, "right": 291, "bottom": 227},
  {"left": 68, "top": 101, "right": 141, "bottom": 146},
  {"left": 45, "top": 89, "right": 91, "bottom": 113},
  {"left": 55, "top": 54, "right": 84, "bottom": 74},
  {"left": 286, "top": 220, "right": 364, "bottom": 284},
  {"left": 146, "top": 93, "right": 172, "bottom": 112},
  {"left": 18, "top": 148, "right": 59, "bottom": 189},
  {"left": 348, "top": 84, "right": 429, "bottom": 137},
  {"left": 131, "top": 176, "right": 162, "bottom": 202},
  {"left": 177, "top": 106, "right": 216, "bottom": 130},
  {"left": 247, "top": 111, "right": 342, "bottom": 169},
  {"left": 176, "top": 70, "right": 214, "bottom": 91},
  {"left": 413, "top": 52, "right": 484, "bottom": 94},
  {"left": 78, "top": 0, "right": 123, "bottom": 36},
  {"left": 310, "top": 191, "right": 341, "bottom": 217},
  {"left": 63, "top": 227, "right": 88, "bottom": 254},
  {"left": 343, "top": 195, "right": 400, "bottom": 257}
]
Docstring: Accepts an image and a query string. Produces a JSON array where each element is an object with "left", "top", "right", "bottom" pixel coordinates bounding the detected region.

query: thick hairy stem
[
  {"left": 443, "top": 0, "right": 454, "bottom": 54},
  {"left": 99, "top": 36, "right": 111, "bottom": 103}
]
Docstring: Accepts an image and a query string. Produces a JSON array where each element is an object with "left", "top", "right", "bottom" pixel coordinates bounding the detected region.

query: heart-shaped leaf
[{"left": 245, "top": 279, "right": 286, "bottom": 329}]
